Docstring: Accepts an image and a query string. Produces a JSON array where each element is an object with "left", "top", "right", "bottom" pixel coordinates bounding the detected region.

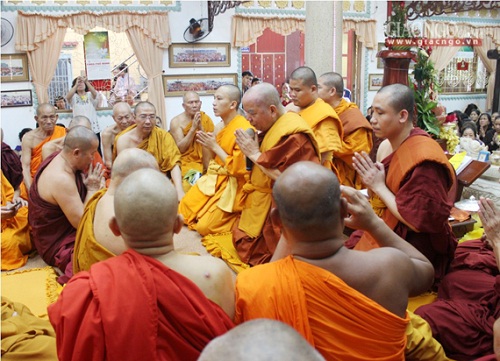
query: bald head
[
  {"left": 219, "top": 84, "right": 242, "bottom": 108},
  {"left": 319, "top": 72, "right": 343, "bottom": 96},
  {"left": 113, "top": 102, "right": 132, "bottom": 117},
  {"left": 63, "top": 126, "right": 98, "bottom": 151},
  {"left": 134, "top": 101, "right": 156, "bottom": 116},
  {"left": 111, "top": 148, "right": 159, "bottom": 181},
  {"left": 290, "top": 66, "right": 317, "bottom": 87},
  {"left": 68, "top": 116, "right": 91, "bottom": 129},
  {"left": 273, "top": 161, "right": 341, "bottom": 232},
  {"left": 114, "top": 168, "right": 178, "bottom": 245},
  {"left": 377, "top": 84, "right": 415, "bottom": 122},
  {"left": 199, "top": 319, "right": 325, "bottom": 361},
  {"left": 36, "top": 103, "right": 55, "bottom": 116},
  {"left": 244, "top": 83, "right": 282, "bottom": 109},
  {"left": 183, "top": 91, "right": 200, "bottom": 103}
]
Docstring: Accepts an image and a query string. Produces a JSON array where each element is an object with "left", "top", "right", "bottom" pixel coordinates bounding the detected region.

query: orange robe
[
  {"left": 1, "top": 171, "right": 31, "bottom": 271},
  {"left": 30, "top": 126, "right": 66, "bottom": 179},
  {"left": 49, "top": 249, "right": 234, "bottom": 361},
  {"left": 179, "top": 115, "right": 252, "bottom": 236},
  {"left": 333, "top": 99, "right": 373, "bottom": 189},
  {"left": 299, "top": 98, "right": 343, "bottom": 177},
  {"left": 73, "top": 189, "right": 115, "bottom": 274},
  {"left": 235, "top": 256, "right": 410, "bottom": 361}
]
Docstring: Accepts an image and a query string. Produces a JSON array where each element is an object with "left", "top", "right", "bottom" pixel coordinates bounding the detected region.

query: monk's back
[
  {"left": 93, "top": 193, "right": 126, "bottom": 255},
  {"left": 37, "top": 155, "right": 74, "bottom": 205}
]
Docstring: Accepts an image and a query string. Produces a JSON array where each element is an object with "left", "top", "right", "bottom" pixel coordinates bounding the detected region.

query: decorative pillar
[{"left": 305, "top": 1, "right": 334, "bottom": 75}]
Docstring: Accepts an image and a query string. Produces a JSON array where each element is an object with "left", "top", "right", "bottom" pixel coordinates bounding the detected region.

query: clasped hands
[
  {"left": 352, "top": 151, "right": 386, "bottom": 194},
  {"left": 83, "top": 163, "right": 106, "bottom": 191},
  {"left": 234, "top": 128, "right": 260, "bottom": 162},
  {"left": 479, "top": 197, "right": 500, "bottom": 250}
]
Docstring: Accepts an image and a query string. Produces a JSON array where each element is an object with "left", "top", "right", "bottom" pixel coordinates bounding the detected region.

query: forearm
[
  {"left": 22, "top": 168, "right": 32, "bottom": 190},
  {"left": 170, "top": 165, "right": 185, "bottom": 201},
  {"left": 249, "top": 152, "right": 281, "bottom": 181},
  {"left": 86, "top": 81, "right": 98, "bottom": 98},
  {"left": 212, "top": 144, "right": 228, "bottom": 163},
  {"left": 177, "top": 130, "right": 197, "bottom": 153},
  {"left": 372, "top": 186, "right": 418, "bottom": 232},
  {"left": 66, "top": 85, "right": 77, "bottom": 102}
]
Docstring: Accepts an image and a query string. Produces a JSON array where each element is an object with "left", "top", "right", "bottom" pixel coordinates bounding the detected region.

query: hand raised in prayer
[
  {"left": 83, "top": 163, "right": 105, "bottom": 191},
  {"left": 352, "top": 151, "right": 386, "bottom": 193},
  {"left": 196, "top": 131, "right": 217, "bottom": 151},
  {"left": 341, "top": 185, "right": 381, "bottom": 232},
  {"left": 478, "top": 197, "right": 500, "bottom": 246},
  {"left": 1, "top": 201, "right": 21, "bottom": 220},
  {"left": 234, "top": 128, "right": 259, "bottom": 159},
  {"left": 193, "top": 112, "right": 202, "bottom": 131}
]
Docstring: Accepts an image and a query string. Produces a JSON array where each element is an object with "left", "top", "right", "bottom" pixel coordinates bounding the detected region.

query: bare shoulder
[
  {"left": 377, "top": 139, "right": 392, "bottom": 161},
  {"left": 214, "top": 121, "right": 225, "bottom": 134},
  {"left": 170, "top": 114, "right": 183, "bottom": 129}
]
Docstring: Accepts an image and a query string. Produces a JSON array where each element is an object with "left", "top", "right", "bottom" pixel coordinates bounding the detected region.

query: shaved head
[
  {"left": 377, "top": 84, "right": 414, "bottom": 122},
  {"left": 114, "top": 168, "right": 178, "bottom": 245},
  {"left": 273, "top": 161, "right": 341, "bottom": 232},
  {"left": 183, "top": 91, "right": 200, "bottom": 103},
  {"left": 36, "top": 103, "right": 55, "bottom": 116},
  {"left": 111, "top": 148, "right": 159, "bottom": 180},
  {"left": 63, "top": 126, "right": 98, "bottom": 151},
  {"left": 290, "top": 66, "right": 317, "bottom": 87},
  {"left": 219, "top": 84, "right": 242, "bottom": 108},
  {"left": 69, "top": 116, "right": 91, "bottom": 129},
  {"left": 134, "top": 101, "right": 156, "bottom": 115},
  {"left": 113, "top": 102, "right": 132, "bottom": 116},
  {"left": 244, "top": 82, "right": 282, "bottom": 108},
  {"left": 319, "top": 72, "right": 343, "bottom": 95},
  {"left": 199, "top": 319, "right": 325, "bottom": 361}
]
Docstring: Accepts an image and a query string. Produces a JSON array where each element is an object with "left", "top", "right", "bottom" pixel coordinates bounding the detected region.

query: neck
[
  {"left": 389, "top": 124, "right": 413, "bottom": 151},
  {"left": 332, "top": 97, "right": 342, "bottom": 108},
  {"left": 221, "top": 111, "right": 238, "bottom": 125},
  {"left": 301, "top": 96, "right": 317, "bottom": 110}
]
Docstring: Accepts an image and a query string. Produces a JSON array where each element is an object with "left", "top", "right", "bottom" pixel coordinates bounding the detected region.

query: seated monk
[
  {"left": 49, "top": 168, "right": 235, "bottom": 361},
  {"left": 21, "top": 103, "right": 66, "bottom": 190},
  {"left": 318, "top": 72, "right": 373, "bottom": 189},
  {"left": 179, "top": 85, "right": 253, "bottom": 236},
  {"left": 73, "top": 148, "right": 159, "bottom": 274},
  {"left": 29, "top": 126, "right": 104, "bottom": 284},
  {"left": 235, "top": 161, "right": 434, "bottom": 361},
  {"left": 101, "top": 102, "right": 135, "bottom": 170},
  {"left": 170, "top": 91, "right": 215, "bottom": 192},
  {"left": 114, "top": 101, "right": 184, "bottom": 201}
]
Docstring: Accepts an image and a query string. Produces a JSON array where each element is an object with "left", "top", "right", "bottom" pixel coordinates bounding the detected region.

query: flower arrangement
[{"left": 384, "top": 1, "right": 412, "bottom": 50}]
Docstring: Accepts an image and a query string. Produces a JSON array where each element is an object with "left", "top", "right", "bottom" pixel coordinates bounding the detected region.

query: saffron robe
[
  {"left": 235, "top": 256, "right": 410, "bottom": 361},
  {"left": 348, "top": 128, "right": 457, "bottom": 285},
  {"left": 30, "top": 126, "right": 66, "bottom": 180},
  {"left": 48, "top": 249, "right": 234, "bottom": 361},
  {"left": 29, "top": 152, "right": 87, "bottom": 284},
  {"left": 299, "top": 98, "right": 343, "bottom": 176},
  {"left": 179, "top": 115, "right": 252, "bottom": 236},
  {"left": 113, "top": 124, "right": 181, "bottom": 174},
  {"left": 1, "top": 142, "right": 23, "bottom": 191},
  {"left": 333, "top": 99, "right": 373, "bottom": 189},
  {"left": 232, "top": 112, "right": 320, "bottom": 265},
  {"left": 73, "top": 189, "right": 115, "bottom": 274},
  {"left": 1, "top": 171, "right": 31, "bottom": 271}
]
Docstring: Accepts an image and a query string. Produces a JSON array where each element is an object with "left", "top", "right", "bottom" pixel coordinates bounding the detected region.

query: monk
[
  {"left": 29, "top": 126, "right": 104, "bottom": 284},
  {"left": 288, "top": 66, "right": 343, "bottom": 175},
  {"left": 235, "top": 161, "right": 434, "bottom": 361},
  {"left": 179, "top": 85, "right": 253, "bottom": 236},
  {"left": 49, "top": 168, "right": 235, "bottom": 361},
  {"left": 101, "top": 102, "right": 135, "bottom": 169},
  {"left": 170, "top": 91, "right": 215, "bottom": 192},
  {"left": 1, "top": 129, "right": 24, "bottom": 198},
  {"left": 347, "top": 84, "right": 457, "bottom": 287},
  {"left": 21, "top": 103, "right": 66, "bottom": 190},
  {"left": 114, "top": 101, "right": 184, "bottom": 201},
  {"left": 73, "top": 148, "right": 159, "bottom": 274},
  {"left": 230, "top": 83, "right": 320, "bottom": 266},
  {"left": 199, "top": 319, "right": 325, "bottom": 361},
  {"left": 318, "top": 72, "right": 373, "bottom": 189}
]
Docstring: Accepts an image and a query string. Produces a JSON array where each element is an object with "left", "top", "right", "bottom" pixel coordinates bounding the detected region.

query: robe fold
[
  {"left": 232, "top": 112, "right": 320, "bottom": 265},
  {"left": 48, "top": 249, "right": 234, "bottom": 361},
  {"left": 73, "top": 189, "right": 115, "bottom": 274},
  {"left": 235, "top": 256, "right": 409, "bottom": 361},
  {"left": 1, "top": 171, "right": 31, "bottom": 271},
  {"left": 179, "top": 115, "right": 252, "bottom": 236},
  {"left": 29, "top": 152, "right": 87, "bottom": 283},
  {"left": 30, "top": 126, "right": 66, "bottom": 180},
  {"left": 1, "top": 142, "right": 23, "bottom": 191},
  {"left": 333, "top": 99, "right": 373, "bottom": 189}
]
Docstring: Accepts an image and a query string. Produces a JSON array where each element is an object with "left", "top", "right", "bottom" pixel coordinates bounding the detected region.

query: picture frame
[
  {"left": 368, "top": 74, "right": 384, "bottom": 91},
  {"left": 1, "top": 89, "right": 33, "bottom": 108},
  {"left": 376, "top": 42, "right": 386, "bottom": 69},
  {"left": 168, "top": 43, "right": 231, "bottom": 68},
  {"left": 1, "top": 53, "right": 30, "bottom": 82},
  {"left": 163, "top": 73, "right": 237, "bottom": 97}
]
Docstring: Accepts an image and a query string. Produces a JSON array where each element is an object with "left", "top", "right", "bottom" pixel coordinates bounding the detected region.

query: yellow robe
[
  {"left": 30, "top": 126, "right": 66, "bottom": 179},
  {"left": 113, "top": 125, "right": 181, "bottom": 173},
  {"left": 179, "top": 115, "right": 252, "bottom": 236},
  {"left": 73, "top": 189, "right": 115, "bottom": 274},
  {"left": 1, "top": 171, "right": 31, "bottom": 271},
  {"left": 333, "top": 99, "right": 373, "bottom": 189}
]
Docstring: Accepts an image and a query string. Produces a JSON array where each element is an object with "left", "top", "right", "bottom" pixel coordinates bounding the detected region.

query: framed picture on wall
[
  {"left": 1, "top": 53, "right": 30, "bottom": 82},
  {"left": 168, "top": 43, "right": 231, "bottom": 68},
  {"left": 368, "top": 74, "right": 384, "bottom": 91},
  {"left": 376, "top": 43, "right": 385, "bottom": 69},
  {"left": 1, "top": 89, "right": 33, "bottom": 108},
  {"left": 163, "top": 73, "right": 237, "bottom": 97}
]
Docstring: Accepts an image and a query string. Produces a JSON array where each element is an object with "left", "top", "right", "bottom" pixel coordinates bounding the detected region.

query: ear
[
  {"left": 399, "top": 109, "right": 409, "bottom": 124},
  {"left": 230, "top": 100, "right": 238, "bottom": 110},
  {"left": 173, "top": 214, "right": 183, "bottom": 234},
  {"left": 311, "top": 84, "right": 318, "bottom": 93},
  {"left": 109, "top": 217, "right": 122, "bottom": 237},
  {"left": 270, "top": 207, "right": 282, "bottom": 228},
  {"left": 340, "top": 197, "right": 348, "bottom": 220},
  {"left": 73, "top": 148, "right": 81, "bottom": 157}
]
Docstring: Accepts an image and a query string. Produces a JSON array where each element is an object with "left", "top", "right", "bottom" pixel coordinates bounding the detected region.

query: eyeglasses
[{"left": 137, "top": 114, "right": 156, "bottom": 120}]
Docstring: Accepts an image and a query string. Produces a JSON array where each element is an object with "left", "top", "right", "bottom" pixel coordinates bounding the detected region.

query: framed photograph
[
  {"left": 169, "top": 43, "right": 231, "bottom": 68},
  {"left": 163, "top": 73, "right": 237, "bottom": 97},
  {"left": 377, "top": 42, "right": 385, "bottom": 69},
  {"left": 1, "top": 89, "right": 33, "bottom": 108},
  {"left": 1, "top": 53, "right": 30, "bottom": 82},
  {"left": 368, "top": 74, "right": 384, "bottom": 91}
]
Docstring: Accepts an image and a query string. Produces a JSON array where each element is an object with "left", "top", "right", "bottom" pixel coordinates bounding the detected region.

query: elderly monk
[
  {"left": 170, "top": 91, "right": 215, "bottom": 192},
  {"left": 318, "top": 72, "right": 373, "bottom": 189},
  {"left": 29, "top": 126, "right": 104, "bottom": 284},
  {"left": 288, "top": 67, "right": 343, "bottom": 176},
  {"left": 348, "top": 84, "right": 457, "bottom": 287},
  {"left": 229, "top": 83, "right": 320, "bottom": 266},
  {"left": 179, "top": 85, "right": 253, "bottom": 236},
  {"left": 73, "top": 148, "right": 159, "bottom": 274},
  {"left": 114, "top": 101, "right": 184, "bottom": 201},
  {"left": 21, "top": 103, "right": 66, "bottom": 190},
  {"left": 49, "top": 168, "right": 235, "bottom": 361},
  {"left": 101, "top": 102, "right": 135, "bottom": 169},
  {"left": 235, "top": 162, "right": 434, "bottom": 361}
]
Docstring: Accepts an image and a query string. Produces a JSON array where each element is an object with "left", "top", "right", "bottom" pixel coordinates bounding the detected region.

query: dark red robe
[{"left": 1, "top": 142, "right": 23, "bottom": 190}]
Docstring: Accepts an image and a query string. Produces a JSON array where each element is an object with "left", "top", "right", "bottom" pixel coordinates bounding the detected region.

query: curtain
[
  {"left": 231, "top": 15, "right": 305, "bottom": 47},
  {"left": 343, "top": 19, "right": 377, "bottom": 49},
  {"left": 429, "top": 47, "right": 460, "bottom": 72},
  {"left": 473, "top": 36, "right": 497, "bottom": 111}
]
